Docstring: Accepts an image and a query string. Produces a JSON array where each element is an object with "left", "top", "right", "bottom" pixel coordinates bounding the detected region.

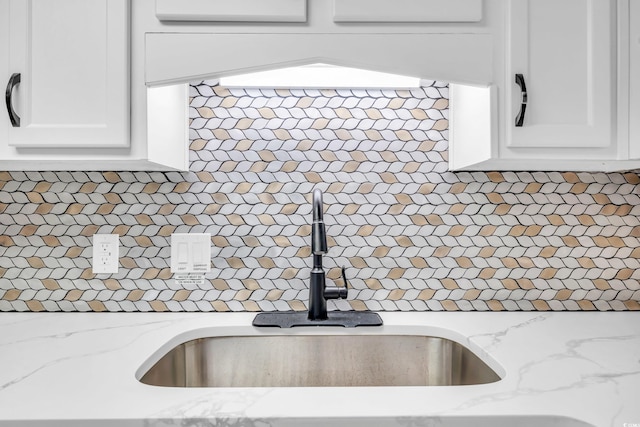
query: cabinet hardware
[
  {"left": 5, "top": 73, "right": 21, "bottom": 127},
  {"left": 515, "top": 73, "right": 527, "bottom": 127}
]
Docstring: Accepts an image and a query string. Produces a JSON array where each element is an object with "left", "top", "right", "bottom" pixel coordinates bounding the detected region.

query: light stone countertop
[{"left": 0, "top": 311, "right": 638, "bottom": 427}]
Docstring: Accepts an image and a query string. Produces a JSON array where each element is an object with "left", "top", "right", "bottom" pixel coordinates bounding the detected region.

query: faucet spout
[{"left": 311, "top": 188, "right": 327, "bottom": 255}]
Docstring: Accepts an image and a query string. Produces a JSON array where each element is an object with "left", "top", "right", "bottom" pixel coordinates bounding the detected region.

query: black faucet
[
  {"left": 309, "top": 189, "right": 347, "bottom": 320},
  {"left": 252, "top": 188, "right": 382, "bottom": 328}
]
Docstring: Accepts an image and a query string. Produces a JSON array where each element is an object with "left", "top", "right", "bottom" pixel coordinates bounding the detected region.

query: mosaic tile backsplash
[{"left": 1, "top": 81, "right": 640, "bottom": 312}]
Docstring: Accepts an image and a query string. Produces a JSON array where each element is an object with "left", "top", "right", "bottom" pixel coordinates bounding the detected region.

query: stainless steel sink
[{"left": 139, "top": 335, "right": 501, "bottom": 387}]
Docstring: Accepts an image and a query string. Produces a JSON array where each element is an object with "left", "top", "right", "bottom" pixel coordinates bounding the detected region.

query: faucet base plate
[{"left": 253, "top": 311, "right": 383, "bottom": 328}]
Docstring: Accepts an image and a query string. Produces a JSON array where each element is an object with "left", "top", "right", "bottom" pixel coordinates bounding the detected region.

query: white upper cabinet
[
  {"left": 451, "top": 0, "right": 629, "bottom": 171},
  {"left": 6, "top": 0, "right": 129, "bottom": 148},
  {"left": 628, "top": 0, "right": 640, "bottom": 159},
  {"left": 3, "top": 0, "right": 635, "bottom": 171},
  {"left": 0, "top": 1, "right": 7, "bottom": 152},
  {"left": 506, "top": 0, "right": 614, "bottom": 149}
]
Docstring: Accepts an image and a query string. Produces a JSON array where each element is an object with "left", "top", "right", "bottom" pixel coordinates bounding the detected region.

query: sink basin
[{"left": 139, "top": 334, "right": 501, "bottom": 387}]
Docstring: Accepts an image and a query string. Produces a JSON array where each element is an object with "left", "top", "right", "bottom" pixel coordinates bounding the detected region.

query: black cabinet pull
[
  {"left": 5, "top": 73, "right": 21, "bottom": 127},
  {"left": 515, "top": 73, "right": 527, "bottom": 127}
]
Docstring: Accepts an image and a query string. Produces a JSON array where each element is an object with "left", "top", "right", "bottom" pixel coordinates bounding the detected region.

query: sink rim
[{"left": 135, "top": 324, "right": 507, "bottom": 386}]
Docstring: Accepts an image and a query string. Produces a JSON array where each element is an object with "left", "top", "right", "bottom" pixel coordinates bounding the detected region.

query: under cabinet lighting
[{"left": 219, "top": 63, "right": 421, "bottom": 89}]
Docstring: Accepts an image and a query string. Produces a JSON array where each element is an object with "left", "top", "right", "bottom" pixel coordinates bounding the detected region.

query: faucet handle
[
  {"left": 340, "top": 266, "right": 350, "bottom": 290},
  {"left": 324, "top": 267, "right": 350, "bottom": 300},
  {"left": 337, "top": 266, "right": 349, "bottom": 299}
]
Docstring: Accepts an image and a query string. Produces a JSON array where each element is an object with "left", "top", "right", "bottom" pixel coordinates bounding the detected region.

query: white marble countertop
[{"left": 0, "top": 311, "right": 638, "bottom": 427}]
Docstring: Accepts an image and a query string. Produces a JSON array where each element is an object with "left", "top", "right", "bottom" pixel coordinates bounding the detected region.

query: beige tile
[
  {"left": 433, "top": 119, "right": 448, "bottom": 131},
  {"left": 42, "top": 279, "right": 61, "bottom": 290},
  {"left": 212, "top": 300, "right": 230, "bottom": 311},
  {"left": 561, "top": 172, "right": 580, "bottom": 183},
  {"left": 26, "top": 300, "right": 45, "bottom": 312},
  {"left": 418, "top": 289, "right": 436, "bottom": 300},
  {"left": 372, "top": 247, "right": 390, "bottom": 257},
  {"left": 42, "top": 236, "right": 61, "bottom": 247},
  {"left": 578, "top": 258, "right": 596, "bottom": 268},
  {"left": 616, "top": 269, "right": 634, "bottom": 280},
  {"left": 532, "top": 300, "right": 551, "bottom": 311},
  {"left": 387, "top": 268, "right": 406, "bottom": 279},
  {"left": 623, "top": 172, "right": 640, "bottom": 184},
  {"left": 96, "top": 204, "right": 115, "bottom": 215},
  {"left": 27, "top": 192, "right": 44, "bottom": 203},
  {"left": 27, "top": 257, "right": 45, "bottom": 268},
  {"left": 88, "top": 301, "right": 107, "bottom": 312},
  {"left": 410, "top": 257, "right": 429, "bottom": 268},
  {"left": 516, "top": 257, "right": 535, "bottom": 268},
  {"left": 463, "top": 289, "right": 481, "bottom": 300},
  {"left": 410, "top": 109, "right": 428, "bottom": 119},
  {"left": 455, "top": 257, "right": 473, "bottom": 268},
  {"left": 501, "top": 279, "right": 519, "bottom": 290},
  {"left": 487, "top": 193, "right": 504, "bottom": 204},
  {"left": 441, "top": 300, "right": 459, "bottom": 311},
  {"left": 103, "top": 172, "right": 121, "bottom": 183},
  {"left": 479, "top": 268, "right": 496, "bottom": 279},
  {"left": 266, "top": 289, "right": 284, "bottom": 301},
  {"left": 65, "top": 289, "right": 84, "bottom": 301},
  {"left": 66, "top": 204, "right": 84, "bottom": 215},
  {"left": 486, "top": 172, "right": 504, "bottom": 183},
  {"left": 35, "top": 203, "right": 54, "bottom": 214},
  {"left": 20, "top": 225, "right": 38, "bottom": 236},
  {"left": 577, "top": 300, "right": 596, "bottom": 311},
  {"left": 478, "top": 247, "right": 496, "bottom": 257},
  {"left": 3, "top": 289, "right": 20, "bottom": 301},
  {"left": 525, "top": 183, "right": 542, "bottom": 193},
  {"left": 442, "top": 279, "right": 459, "bottom": 290},
  {"left": 433, "top": 98, "right": 449, "bottom": 109},
  {"left": 149, "top": 301, "right": 168, "bottom": 312},
  {"left": 433, "top": 247, "right": 451, "bottom": 257},
  {"left": 570, "top": 183, "right": 589, "bottom": 194},
  {"left": 593, "top": 279, "right": 611, "bottom": 290},
  {"left": 539, "top": 268, "right": 558, "bottom": 279},
  {"left": 487, "top": 300, "right": 505, "bottom": 311},
  {"left": 623, "top": 301, "right": 640, "bottom": 310}
]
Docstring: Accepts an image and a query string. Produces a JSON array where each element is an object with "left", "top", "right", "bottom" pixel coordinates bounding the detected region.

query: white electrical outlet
[{"left": 92, "top": 234, "right": 119, "bottom": 274}]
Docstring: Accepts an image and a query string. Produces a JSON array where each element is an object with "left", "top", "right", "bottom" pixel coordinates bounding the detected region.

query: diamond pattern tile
[{"left": 1, "top": 82, "right": 639, "bottom": 311}]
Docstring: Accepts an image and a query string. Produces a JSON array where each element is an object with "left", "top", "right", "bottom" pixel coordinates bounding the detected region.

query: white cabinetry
[
  {"left": 3, "top": 0, "right": 633, "bottom": 172},
  {"left": 1, "top": 0, "right": 187, "bottom": 171},
  {"left": 0, "top": 0, "right": 8, "bottom": 153},
  {"left": 506, "top": 0, "right": 614, "bottom": 149},
  {"left": 450, "top": 0, "right": 629, "bottom": 171},
  {"left": 629, "top": 0, "right": 640, "bottom": 159},
  {"left": 6, "top": 0, "right": 129, "bottom": 148},
  {"left": 137, "top": 0, "right": 499, "bottom": 174}
]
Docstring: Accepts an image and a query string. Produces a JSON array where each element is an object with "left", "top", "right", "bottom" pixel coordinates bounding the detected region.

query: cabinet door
[
  {"left": 630, "top": 0, "right": 640, "bottom": 158},
  {"left": 506, "top": 0, "right": 614, "bottom": 148},
  {"left": 6, "top": 0, "right": 129, "bottom": 148},
  {"left": 0, "top": 1, "right": 8, "bottom": 149}
]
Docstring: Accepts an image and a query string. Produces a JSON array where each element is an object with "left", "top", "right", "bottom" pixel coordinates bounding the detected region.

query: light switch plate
[
  {"left": 171, "top": 233, "right": 211, "bottom": 273},
  {"left": 92, "top": 234, "right": 119, "bottom": 274}
]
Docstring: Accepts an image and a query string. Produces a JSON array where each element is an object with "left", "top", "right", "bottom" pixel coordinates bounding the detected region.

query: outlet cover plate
[
  {"left": 171, "top": 233, "right": 211, "bottom": 273},
  {"left": 92, "top": 234, "right": 119, "bottom": 274}
]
